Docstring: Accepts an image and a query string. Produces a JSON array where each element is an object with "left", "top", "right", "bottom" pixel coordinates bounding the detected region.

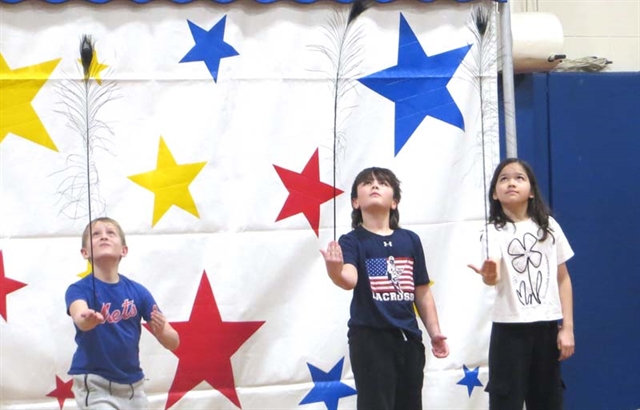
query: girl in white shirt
[{"left": 469, "top": 158, "right": 575, "bottom": 410}]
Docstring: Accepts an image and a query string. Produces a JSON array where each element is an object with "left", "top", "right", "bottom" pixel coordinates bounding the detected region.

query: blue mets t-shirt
[
  {"left": 339, "top": 226, "right": 430, "bottom": 341},
  {"left": 65, "top": 274, "right": 156, "bottom": 384}
]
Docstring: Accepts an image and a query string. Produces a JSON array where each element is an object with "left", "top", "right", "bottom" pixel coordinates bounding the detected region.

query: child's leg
[
  {"left": 525, "top": 321, "right": 564, "bottom": 410},
  {"left": 349, "top": 326, "right": 398, "bottom": 410},
  {"left": 486, "top": 323, "right": 532, "bottom": 410},
  {"left": 72, "top": 374, "right": 149, "bottom": 410},
  {"left": 394, "top": 337, "right": 425, "bottom": 410}
]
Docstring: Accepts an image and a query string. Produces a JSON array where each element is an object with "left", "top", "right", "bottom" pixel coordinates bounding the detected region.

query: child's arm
[
  {"left": 149, "top": 305, "right": 180, "bottom": 351},
  {"left": 415, "top": 285, "right": 449, "bottom": 358},
  {"left": 557, "top": 263, "right": 575, "bottom": 361},
  {"left": 69, "top": 300, "right": 105, "bottom": 332},
  {"left": 467, "top": 258, "right": 500, "bottom": 285},
  {"left": 320, "top": 241, "right": 357, "bottom": 290}
]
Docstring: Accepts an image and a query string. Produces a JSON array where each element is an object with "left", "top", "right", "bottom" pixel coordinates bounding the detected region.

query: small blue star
[
  {"left": 358, "top": 13, "right": 471, "bottom": 156},
  {"left": 180, "top": 16, "right": 239, "bottom": 82},
  {"left": 457, "top": 364, "right": 484, "bottom": 397},
  {"left": 299, "top": 357, "right": 357, "bottom": 410}
]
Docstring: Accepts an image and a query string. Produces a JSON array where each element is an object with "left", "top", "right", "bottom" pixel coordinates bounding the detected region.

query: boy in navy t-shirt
[{"left": 321, "top": 167, "right": 449, "bottom": 410}]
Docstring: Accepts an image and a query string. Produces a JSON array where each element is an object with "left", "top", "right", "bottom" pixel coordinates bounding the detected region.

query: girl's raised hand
[{"left": 468, "top": 259, "right": 498, "bottom": 285}]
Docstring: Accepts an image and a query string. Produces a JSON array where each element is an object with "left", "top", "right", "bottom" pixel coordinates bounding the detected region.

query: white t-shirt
[{"left": 487, "top": 217, "right": 574, "bottom": 323}]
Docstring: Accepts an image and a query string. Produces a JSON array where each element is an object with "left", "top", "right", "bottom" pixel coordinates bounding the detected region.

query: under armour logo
[{"left": 383, "top": 241, "right": 393, "bottom": 247}]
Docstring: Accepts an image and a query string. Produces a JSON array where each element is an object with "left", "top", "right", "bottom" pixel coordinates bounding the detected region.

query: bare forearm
[
  {"left": 73, "top": 316, "right": 96, "bottom": 332},
  {"left": 69, "top": 301, "right": 102, "bottom": 332},
  {"left": 558, "top": 271, "right": 574, "bottom": 329},
  {"left": 328, "top": 264, "right": 357, "bottom": 290},
  {"left": 416, "top": 288, "right": 442, "bottom": 338},
  {"left": 156, "top": 325, "right": 180, "bottom": 351}
]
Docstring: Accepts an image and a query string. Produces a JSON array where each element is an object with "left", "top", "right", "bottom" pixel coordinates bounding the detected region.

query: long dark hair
[
  {"left": 488, "top": 158, "right": 554, "bottom": 241},
  {"left": 350, "top": 167, "right": 402, "bottom": 230}
]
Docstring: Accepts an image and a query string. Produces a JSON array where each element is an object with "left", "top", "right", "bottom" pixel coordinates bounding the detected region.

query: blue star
[
  {"left": 358, "top": 13, "right": 471, "bottom": 156},
  {"left": 299, "top": 357, "right": 357, "bottom": 410},
  {"left": 180, "top": 16, "right": 239, "bottom": 82},
  {"left": 457, "top": 364, "right": 484, "bottom": 397}
]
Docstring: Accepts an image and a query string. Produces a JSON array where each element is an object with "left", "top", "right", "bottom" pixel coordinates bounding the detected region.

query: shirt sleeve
[
  {"left": 410, "top": 231, "right": 430, "bottom": 286},
  {"left": 339, "top": 232, "right": 358, "bottom": 268},
  {"left": 137, "top": 285, "right": 158, "bottom": 323},
  {"left": 65, "top": 282, "right": 88, "bottom": 315}
]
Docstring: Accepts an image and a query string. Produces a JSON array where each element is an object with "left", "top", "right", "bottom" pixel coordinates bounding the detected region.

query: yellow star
[
  {"left": 77, "top": 50, "right": 109, "bottom": 85},
  {"left": 128, "top": 137, "right": 207, "bottom": 227},
  {"left": 78, "top": 261, "right": 92, "bottom": 278},
  {"left": 0, "top": 54, "right": 60, "bottom": 151}
]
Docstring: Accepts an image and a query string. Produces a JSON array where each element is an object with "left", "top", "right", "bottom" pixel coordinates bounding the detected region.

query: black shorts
[{"left": 486, "top": 321, "right": 565, "bottom": 410}]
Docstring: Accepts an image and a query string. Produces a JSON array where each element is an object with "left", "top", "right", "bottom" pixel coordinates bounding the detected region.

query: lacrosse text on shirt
[{"left": 366, "top": 256, "right": 415, "bottom": 302}]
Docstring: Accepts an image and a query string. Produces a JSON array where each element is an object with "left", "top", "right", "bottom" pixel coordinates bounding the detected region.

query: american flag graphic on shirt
[{"left": 366, "top": 257, "right": 415, "bottom": 295}]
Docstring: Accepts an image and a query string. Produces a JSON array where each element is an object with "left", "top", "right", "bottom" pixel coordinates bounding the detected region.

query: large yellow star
[
  {"left": 128, "top": 137, "right": 207, "bottom": 227},
  {"left": 0, "top": 54, "right": 61, "bottom": 151},
  {"left": 77, "top": 50, "right": 109, "bottom": 85}
]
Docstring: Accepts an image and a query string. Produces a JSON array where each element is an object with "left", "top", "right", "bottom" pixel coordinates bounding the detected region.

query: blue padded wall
[
  {"left": 547, "top": 72, "right": 640, "bottom": 410},
  {"left": 507, "top": 72, "right": 640, "bottom": 410}
]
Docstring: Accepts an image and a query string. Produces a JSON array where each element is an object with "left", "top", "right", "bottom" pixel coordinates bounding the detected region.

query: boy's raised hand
[
  {"left": 320, "top": 241, "right": 358, "bottom": 290},
  {"left": 467, "top": 259, "right": 498, "bottom": 285},
  {"left": 320, "top": 241, "right": 344, "bottom": 273},
  {"left": 80, "top": 309, "right": 105, "bottom": 329},
  {"left": 149, "top": 304, "right": 166, "bottom": 335}
]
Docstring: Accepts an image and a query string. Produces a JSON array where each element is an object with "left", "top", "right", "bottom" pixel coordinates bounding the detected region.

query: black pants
[
  {"left": 348, "top": 326, "right": 426, "bottom": 410},
  {"left": 486, "top": 321, "right": 565, "bottom": 410}
]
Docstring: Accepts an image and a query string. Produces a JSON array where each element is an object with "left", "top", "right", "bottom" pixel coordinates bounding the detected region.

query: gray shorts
[{"left": 72, "top": 373, "right": 149, "bottom": 410}]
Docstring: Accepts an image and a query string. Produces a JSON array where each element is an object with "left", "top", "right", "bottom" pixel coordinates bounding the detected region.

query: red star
[
  {"left": 0, "top": 250, "right": 27, "bottom": 322},
  {"left": 46, "top": 375, "right": 74, "bottom": 409},
  {"left": 152, "top": 271, "right": 265, "bottom": 409},
  {"left": 273, "top": 148, "right": 344, "bottom": 236}
]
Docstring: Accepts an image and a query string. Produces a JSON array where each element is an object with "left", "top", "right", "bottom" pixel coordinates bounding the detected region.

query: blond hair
[{"left": 81, "top": 217, "right": 127, "bottom": 248}]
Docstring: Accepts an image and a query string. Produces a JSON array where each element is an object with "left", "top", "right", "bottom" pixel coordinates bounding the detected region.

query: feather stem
[
  {"left": 331, "top": 0, "right": 370, "bottom": 241},
  {"left": 80, "top": 34, "right": 98, "bottom": 310}
]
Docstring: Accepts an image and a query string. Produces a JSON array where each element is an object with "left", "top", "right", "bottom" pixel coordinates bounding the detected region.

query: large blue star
[
  {"left": 457, "top": 364, "right": 484, "bottom": 397},
  {"left": 299, "top": 357, "right": 357, "bottom": 410},
  {"left": 180, "top": 16, "right": 239, "bottom": 82},
  {"left": 358, "top": 13, "right": 471, "bottom": 156}
]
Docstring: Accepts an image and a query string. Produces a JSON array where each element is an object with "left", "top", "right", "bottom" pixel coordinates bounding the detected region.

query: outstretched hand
[
  {"left": 467, "top": 259, "right": 498, "bottom": 285},
  {"left": 431, "top": 334, "right": 449, "bottom": 358},
  {"left": 80, "top": 309, "right": 104, "bottom": 330},
  {"left": 320, "top": 241, "right": 344, "bottom": 274}
]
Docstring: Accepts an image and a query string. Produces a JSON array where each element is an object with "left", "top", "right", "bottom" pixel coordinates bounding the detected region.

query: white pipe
[{"left": 499, "top": 1, "right": 518, "bottom": 158}]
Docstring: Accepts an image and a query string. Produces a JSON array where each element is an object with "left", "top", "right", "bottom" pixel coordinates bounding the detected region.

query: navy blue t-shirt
[
  {"left": 339, "top": 226, "right": 430, "bottom": 341},
  {"left": 65, "top": 274, "right": 156, "bottom": 384}
]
